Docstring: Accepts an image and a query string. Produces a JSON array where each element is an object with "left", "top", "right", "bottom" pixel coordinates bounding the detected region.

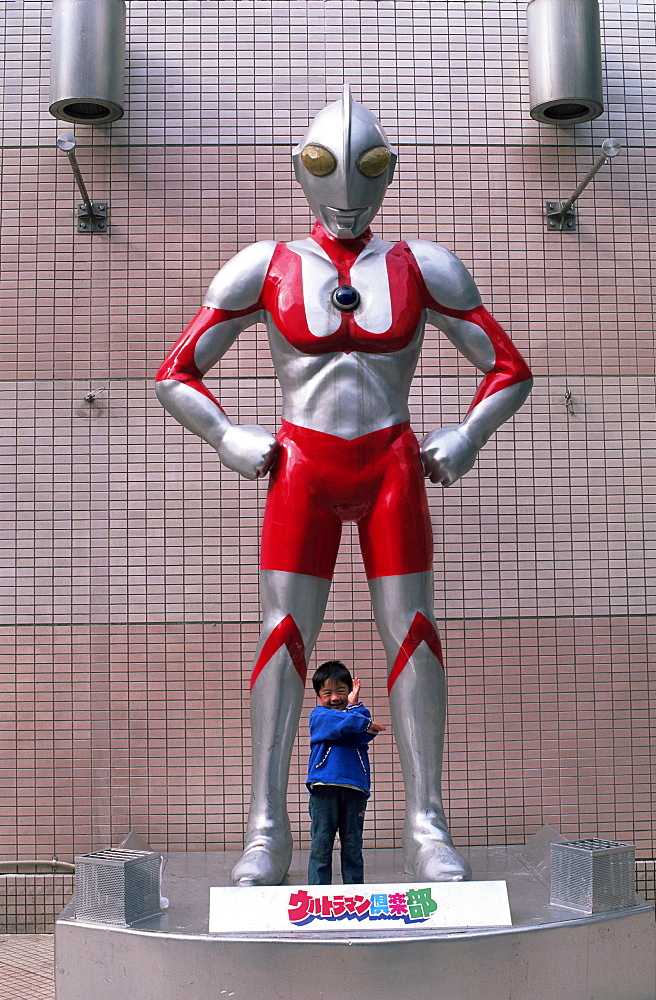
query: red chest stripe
[{"left": 260, "top": 238, "right": 425, "bottom": 356}]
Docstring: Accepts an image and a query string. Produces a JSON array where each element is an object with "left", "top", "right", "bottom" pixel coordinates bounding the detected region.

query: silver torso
[
  {"left": 266, "top": 236, "right": 421, "bottom": 440},
  {"left": 269, "top": 333, "right": 418, "bottom": 440}
]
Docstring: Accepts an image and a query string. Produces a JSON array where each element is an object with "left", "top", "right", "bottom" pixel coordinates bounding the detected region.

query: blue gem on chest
[{"left": 330, "top": 285, "right": 361, "bottom": 313}]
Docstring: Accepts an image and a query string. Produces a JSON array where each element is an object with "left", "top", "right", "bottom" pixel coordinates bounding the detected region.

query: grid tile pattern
[
  {"left": 636, "top": 860, "right": 656, "bottom": 904},
  {"left": 0, "top": 0, "right": 654, "bottom": 913},
  {"left": 0, "top": 876, "right": 74, "bottom": 934},
  {"left": 0, "top": 935, "right": 54, "bottom": 1000}
]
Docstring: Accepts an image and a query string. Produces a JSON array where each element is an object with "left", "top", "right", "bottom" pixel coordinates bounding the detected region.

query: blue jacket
[{"left": 306, "top": 702, "right": 376, "bottom": 796}]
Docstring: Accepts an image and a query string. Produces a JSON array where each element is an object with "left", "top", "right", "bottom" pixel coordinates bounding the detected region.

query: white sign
[{"left": 209, "top": 881, "right": 511, "bottom": 934}]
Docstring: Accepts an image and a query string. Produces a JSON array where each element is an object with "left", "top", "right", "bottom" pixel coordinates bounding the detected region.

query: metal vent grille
[
  {"left": 74, "top": 849, "right": 161, "bottom": 925},
  {"left": 550, "top": 839, "right": 636, "bottom": 914}
]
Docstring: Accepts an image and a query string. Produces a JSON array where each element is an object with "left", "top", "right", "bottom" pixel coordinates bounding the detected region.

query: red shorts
[{"left": 260, "top": 421, "right": 433, "bottom": 581}]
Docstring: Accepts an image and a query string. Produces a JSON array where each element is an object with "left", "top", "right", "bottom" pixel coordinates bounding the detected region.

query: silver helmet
[{"left": 292, "top": 84, "right": 397, "bottom": 240}]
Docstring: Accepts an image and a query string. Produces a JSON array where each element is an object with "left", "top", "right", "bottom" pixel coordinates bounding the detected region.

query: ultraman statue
[{"left": 156, "top": 86, "right": 533, "bottom": 886}]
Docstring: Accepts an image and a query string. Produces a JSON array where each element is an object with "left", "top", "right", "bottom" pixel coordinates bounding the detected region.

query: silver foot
[
  {"left": 230, "top": 823, "right": 293, "bottom": 887},
  {"left": 403, "top": 825, "right": 472, "bottom": 882}
]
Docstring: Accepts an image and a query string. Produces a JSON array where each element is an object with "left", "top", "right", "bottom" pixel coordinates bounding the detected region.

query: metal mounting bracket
[
  {"left": 546, "top": 200, "right": 577, "bottom": 232},
  {"left": 78, "top": 202, "right": 108, "bottom": 233},
  {"left": 57, "top": 132, "right": 109, "bottom": 235},
  {"left": 545, "top": 139, "right": 622, "bottom": 234}
]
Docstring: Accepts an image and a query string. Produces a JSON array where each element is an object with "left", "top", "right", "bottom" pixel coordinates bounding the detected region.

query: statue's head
[{"left": 292, "top": 84, "right": 397, "bottom": 240}]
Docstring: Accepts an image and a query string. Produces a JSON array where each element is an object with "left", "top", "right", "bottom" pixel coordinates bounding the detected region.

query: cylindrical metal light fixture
[
  {"left": 49, "top": 0, "right": 126, "bottom": 125},
  {"left": 527, "top": 0, "right": 603, "bottom": 125}
]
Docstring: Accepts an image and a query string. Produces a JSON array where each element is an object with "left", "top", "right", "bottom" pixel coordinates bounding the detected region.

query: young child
[{"left": 306, "top": 660, "right": 386, "bottom": 885}]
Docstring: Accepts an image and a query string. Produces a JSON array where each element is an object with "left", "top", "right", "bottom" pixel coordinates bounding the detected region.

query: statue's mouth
[{"left": 322, "top": 205, "right": 368, "bottom": 229}]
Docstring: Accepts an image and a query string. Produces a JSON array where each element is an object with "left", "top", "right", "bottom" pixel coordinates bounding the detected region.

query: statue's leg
[
  {"left": 368, "top": 571, "right": 471, "bottom": 881},
  {"left": 358, "top": 427, "right": 470, "bottom": 880},
  {"left": 231, "top": 423, "right": 342, "bottom": 886},
  {"left": 230, "top": 569, "right": 331, "bottom": 886}
]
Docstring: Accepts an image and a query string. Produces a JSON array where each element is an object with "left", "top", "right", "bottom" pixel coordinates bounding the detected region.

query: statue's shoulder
[
  {"left": 203, "top": 240, "right": 278, "bottom": 310},
  {"left": 405, "top": 239, "right": 481, "bottom": 312}
]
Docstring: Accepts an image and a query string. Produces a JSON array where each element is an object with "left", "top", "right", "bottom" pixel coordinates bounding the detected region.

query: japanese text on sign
[{"left": 288, "top": 887, "right": 437, "bottom": 926}]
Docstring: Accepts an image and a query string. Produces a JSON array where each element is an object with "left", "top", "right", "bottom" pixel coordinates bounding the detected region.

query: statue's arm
[
  {"left": 407, "top": 240, "right": 533, "bottom": 487},
  {"left": 155, "top": 241, "right": 280, "bottom": 480}
]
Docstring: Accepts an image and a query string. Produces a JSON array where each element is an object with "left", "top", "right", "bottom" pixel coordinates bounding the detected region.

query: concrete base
[{"left": 55, "top": 847, "right": 656, "bottom": 1000}]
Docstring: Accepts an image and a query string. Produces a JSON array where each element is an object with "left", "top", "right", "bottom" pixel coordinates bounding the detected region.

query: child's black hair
[{"left": 312, "top": 660, "right": 353, "bottom": 694}]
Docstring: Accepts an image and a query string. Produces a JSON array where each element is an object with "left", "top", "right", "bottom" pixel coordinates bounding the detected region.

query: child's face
[{"left": 317, "top": 679, "right": 351, "bottom": 710}]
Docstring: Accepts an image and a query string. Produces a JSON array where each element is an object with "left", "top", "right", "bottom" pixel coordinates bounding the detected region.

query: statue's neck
[{"left": 309, "top": 222, "right": 373, "bottom": 266}]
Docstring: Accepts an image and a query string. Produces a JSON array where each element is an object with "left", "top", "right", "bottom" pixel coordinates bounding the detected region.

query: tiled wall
[
  {"left": 1, "top": 1, "right": 654, "bottom": 869},
  {"left": 0, "top": 872, "right": 74, "bottom": 933}
]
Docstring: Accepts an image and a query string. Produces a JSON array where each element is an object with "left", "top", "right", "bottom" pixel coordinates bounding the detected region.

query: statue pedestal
[{"left": 55, "top": 847, "right": 655, "bottom": 1000}]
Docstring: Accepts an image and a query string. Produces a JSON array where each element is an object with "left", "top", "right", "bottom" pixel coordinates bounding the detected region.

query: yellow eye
[
  {"left": 356, "top": 146, "right": 391, "bottom": 179},
  {"left": 300, "top": 144, "right": 337, "bottom": 177}
]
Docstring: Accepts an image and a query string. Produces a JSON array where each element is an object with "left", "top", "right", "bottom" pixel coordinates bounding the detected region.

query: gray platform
[{"left": 55, "top": 847, "right": 656, "bottom": 1000}]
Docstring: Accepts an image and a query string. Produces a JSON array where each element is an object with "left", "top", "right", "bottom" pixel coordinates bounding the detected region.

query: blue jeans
[{"left": 308, "top": 785, "right": 367, "bottom": 885}]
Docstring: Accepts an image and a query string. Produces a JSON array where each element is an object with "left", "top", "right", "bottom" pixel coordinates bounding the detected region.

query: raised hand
[{"left": 348, "top": 677, "right": 362, "bottom": 704}]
